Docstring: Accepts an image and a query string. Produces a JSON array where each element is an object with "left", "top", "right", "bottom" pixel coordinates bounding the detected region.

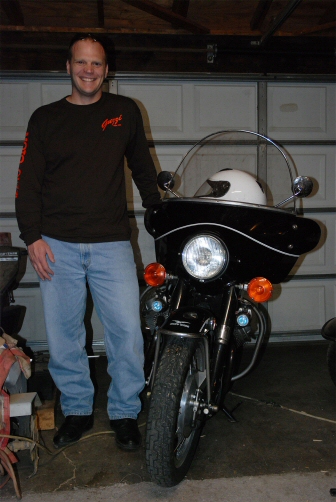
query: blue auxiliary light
[
  {"left": 152, "top": 300, "right": 163, "bottom": 312},
  {"left": 237, "top": 314, "right": 249, "bottom": 327}
]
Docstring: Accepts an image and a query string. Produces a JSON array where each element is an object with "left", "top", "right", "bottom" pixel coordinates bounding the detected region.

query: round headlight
[{"left": 182, "top": 235, "right": 227, "bottom": 280}]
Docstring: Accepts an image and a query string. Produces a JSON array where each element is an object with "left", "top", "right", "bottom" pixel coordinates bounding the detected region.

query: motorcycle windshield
[{"left": 167, "top": 130, "right": 295, "bottom": 208}]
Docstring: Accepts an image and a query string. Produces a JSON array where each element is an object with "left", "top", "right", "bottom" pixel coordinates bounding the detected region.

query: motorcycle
[
  {"left": 321, "top": 317, "right": 336, "bottom": 386},
  {"left": 140, "top": 130, "right": 321, "bottom": 487}
]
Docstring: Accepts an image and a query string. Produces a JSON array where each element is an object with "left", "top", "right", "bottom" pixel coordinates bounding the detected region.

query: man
[{"left": 15, "top": 33, "right": 161, "bottom": 451}]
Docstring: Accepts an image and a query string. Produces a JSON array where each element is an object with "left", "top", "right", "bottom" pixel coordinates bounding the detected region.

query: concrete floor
[{"left": 1, "top": 340, "right": 335, "bottom": 500}]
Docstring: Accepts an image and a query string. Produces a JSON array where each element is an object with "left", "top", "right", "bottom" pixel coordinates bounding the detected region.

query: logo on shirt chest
[{"left": 101, "top": 115, "right": 122, "bottom": 131}]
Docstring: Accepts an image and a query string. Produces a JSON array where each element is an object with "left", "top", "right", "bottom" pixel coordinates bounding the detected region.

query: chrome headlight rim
[{"left": 181, "top": 233, "right": 228, "bottom": 281}]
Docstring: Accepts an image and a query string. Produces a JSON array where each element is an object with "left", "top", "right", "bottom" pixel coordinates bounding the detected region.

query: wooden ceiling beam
[
  {"left": 172, "top": 0, "right": 190, "bottom": 18},
  {"left": 285, "top": 20, "right": 336, "bottom": 36},
  {"left": 121, "top": 0, "right": 209, "bottom": 34},
  {"left": 250, "top": 0, "right": 273, "bottom": 31},
  {"left": 319, "top": 4, "right": 336, "bottom": 25},
  {"left": 97, "top": 0, "right": 105, "bottom": 28},
  {"left": 0, "top": 25, "right": 150, "bottom": 34},
  {"left": 1, "top": 0, "right": 24, "bottom": 25},
  {"left": 257, "top": 0, "right": 304, "bottom": 46},
  {"left": 4, "top": 24, "right": 324, "bottom": 37}
]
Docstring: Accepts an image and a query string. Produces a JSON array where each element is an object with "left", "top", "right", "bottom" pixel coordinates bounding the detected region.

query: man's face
[{"left": 66, "top": 39, "right": 108, "bottom": 104}]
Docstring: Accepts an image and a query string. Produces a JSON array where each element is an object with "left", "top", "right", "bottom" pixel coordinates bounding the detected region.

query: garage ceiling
[{"left": 0, "top": 0, "right": 335, "bottom": 75}]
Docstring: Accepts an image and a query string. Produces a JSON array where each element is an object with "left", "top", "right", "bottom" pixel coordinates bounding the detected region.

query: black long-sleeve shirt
[{"left": 15, "top": 92, "right": 161, "bottom": 246}]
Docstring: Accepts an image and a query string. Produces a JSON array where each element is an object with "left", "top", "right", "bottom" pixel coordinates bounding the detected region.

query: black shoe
[
  {"left": 110, "top": 418, "right": 142, "bottom": 451},
  {"left": 53, "top": 414, "right": 93, "bottom": 449}
]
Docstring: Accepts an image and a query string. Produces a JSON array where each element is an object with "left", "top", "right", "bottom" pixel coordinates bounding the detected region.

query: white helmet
[{"left": 195, "top": 169, "right": 267, "bottom": 205}]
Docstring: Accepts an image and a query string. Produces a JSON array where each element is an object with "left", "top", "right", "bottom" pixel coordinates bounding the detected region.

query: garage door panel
[
  {"left": 268, "top": 280, "right": 335, "bottom": 333},
  {"left": 0, "top": 82, "right": 38, "bottom": 141},
  {"left": 0, "top": 81, "right": 72, "bottom": 141},
  {"left": 194, "top": 84, "right": 257, "bottom": 133},
  {"left": 0, "top": 147, "right": 21, "bottom": 212},
  {"left": 267, "top": 146, "right": 335, "bottom": 209},
  {"left": 118, "top": 82, "right": 183, "bottom": 138},
  {"left": 267, "top": 84, "right": 335, "bottom": 140}
]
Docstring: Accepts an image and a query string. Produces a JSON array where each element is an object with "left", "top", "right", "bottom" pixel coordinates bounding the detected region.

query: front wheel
[
  {"left": 327, "top": 341, "right": 336, "bottom": 385},
  {"left": 146, "top": 337, "right": 206, "bottom": 486}
]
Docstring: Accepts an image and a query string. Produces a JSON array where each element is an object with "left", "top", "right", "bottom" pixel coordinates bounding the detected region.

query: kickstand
[{"left": 222, "top": 401, "right": 242, "bottom": 422}]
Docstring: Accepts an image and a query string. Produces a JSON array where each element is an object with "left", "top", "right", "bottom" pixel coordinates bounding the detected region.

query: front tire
[
  {"left": 327, "top": 341, "right": 336, "bottom": 385},
  {"left": 146, "top": 337, "right": 206, "bottom": 486}
]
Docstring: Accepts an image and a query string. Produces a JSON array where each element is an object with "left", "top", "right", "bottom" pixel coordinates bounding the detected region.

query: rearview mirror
[
  {"left": 275, "top": 176, "right": 314, "bottom": 208},
  {"left": 157, "top": 171, "right": 175, "bottom": 191},
  {"left": 292, "top": 176, "right": 313, "bottom": 198}
]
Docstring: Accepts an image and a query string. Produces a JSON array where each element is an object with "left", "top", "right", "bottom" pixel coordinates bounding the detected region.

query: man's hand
[{"left": 28, "top": 239, "right": 55, "bottom": 280}]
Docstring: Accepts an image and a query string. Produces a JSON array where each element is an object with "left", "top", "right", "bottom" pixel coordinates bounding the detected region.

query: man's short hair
[{"left": 67, "top": 33, "right": 108, "bottom": 63}]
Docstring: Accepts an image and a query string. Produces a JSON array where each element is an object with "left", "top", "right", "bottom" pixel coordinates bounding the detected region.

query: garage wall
[{"left": 0, "top": 75, "right": 335, "bottom": 350}]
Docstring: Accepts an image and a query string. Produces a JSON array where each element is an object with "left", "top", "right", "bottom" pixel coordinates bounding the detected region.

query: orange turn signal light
[
  {"left": 144, "top": 263, "right": 166, "bottom": 287},
  {"left": 247, "top": 277, "right": 273, "bottom": 303}
]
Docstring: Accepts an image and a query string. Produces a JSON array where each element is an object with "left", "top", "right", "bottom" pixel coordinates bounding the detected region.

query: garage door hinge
[{"left": 207, "top": 44, "right": 217, "bottom": 64}]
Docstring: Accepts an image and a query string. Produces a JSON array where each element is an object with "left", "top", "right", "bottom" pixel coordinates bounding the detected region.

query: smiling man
[
  {"left": 15, "top": 34, "right": 161, "bottom": 451},
  {"left": 66, "top": 35, "right": 108, "bottom": 104}
]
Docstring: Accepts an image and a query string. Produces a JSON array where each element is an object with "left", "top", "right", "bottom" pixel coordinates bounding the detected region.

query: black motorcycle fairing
[
  {"left": 145, "top": 198, "right": 320, "bottom": 255},
  {"left": 145, "top": 199, "right": 321, "bottom": 284},
  {"left": 157, "top": 225, "right": 300, "bottom": 285}
]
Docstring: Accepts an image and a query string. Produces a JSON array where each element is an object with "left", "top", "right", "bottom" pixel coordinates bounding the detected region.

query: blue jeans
[{"left": 39, "top": 237, "right": 145, "bottom": 420}]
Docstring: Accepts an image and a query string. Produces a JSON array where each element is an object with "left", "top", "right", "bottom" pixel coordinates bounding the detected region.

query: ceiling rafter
[
  {"left": 0, "top": 26, "right": 130, "bottom": 33},
  {"left": 1, "top": 0, "right": 24, "bottom": 25},
  {"left": 286, "top": 20, "right": 336, "bottom": 36},
  {"left": 250, "top": 0, "right": 273, "bottom": 31},
  {"left": 256, "top": 0, "right": 304, "bottom": 46},
  {"left": 97, "top": 0, "right": 105, "bottom": 28},
  {"left": 2, "top": 22, "right": 334, "bottom": 38},
  {"left": 172, "top": 0, "right": 190, "bottom": 18},
  {"left": 319, "top": 3, "right": 336, "bottom": 25},
  {"left": 121, "top": 0, "right": 209, "bottom": 34}
]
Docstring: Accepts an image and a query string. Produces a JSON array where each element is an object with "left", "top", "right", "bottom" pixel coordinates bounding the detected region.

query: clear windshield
[{"left": 164, "top": 130, "right": 297, "bottom": 209}]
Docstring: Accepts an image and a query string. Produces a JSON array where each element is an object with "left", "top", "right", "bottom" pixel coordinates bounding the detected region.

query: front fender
[
  {"left": 321, "top": 318, "right": 336, "bottom": 342},
  {"left": 159, "top": 306, "right": 215, "bottom": 339}
]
